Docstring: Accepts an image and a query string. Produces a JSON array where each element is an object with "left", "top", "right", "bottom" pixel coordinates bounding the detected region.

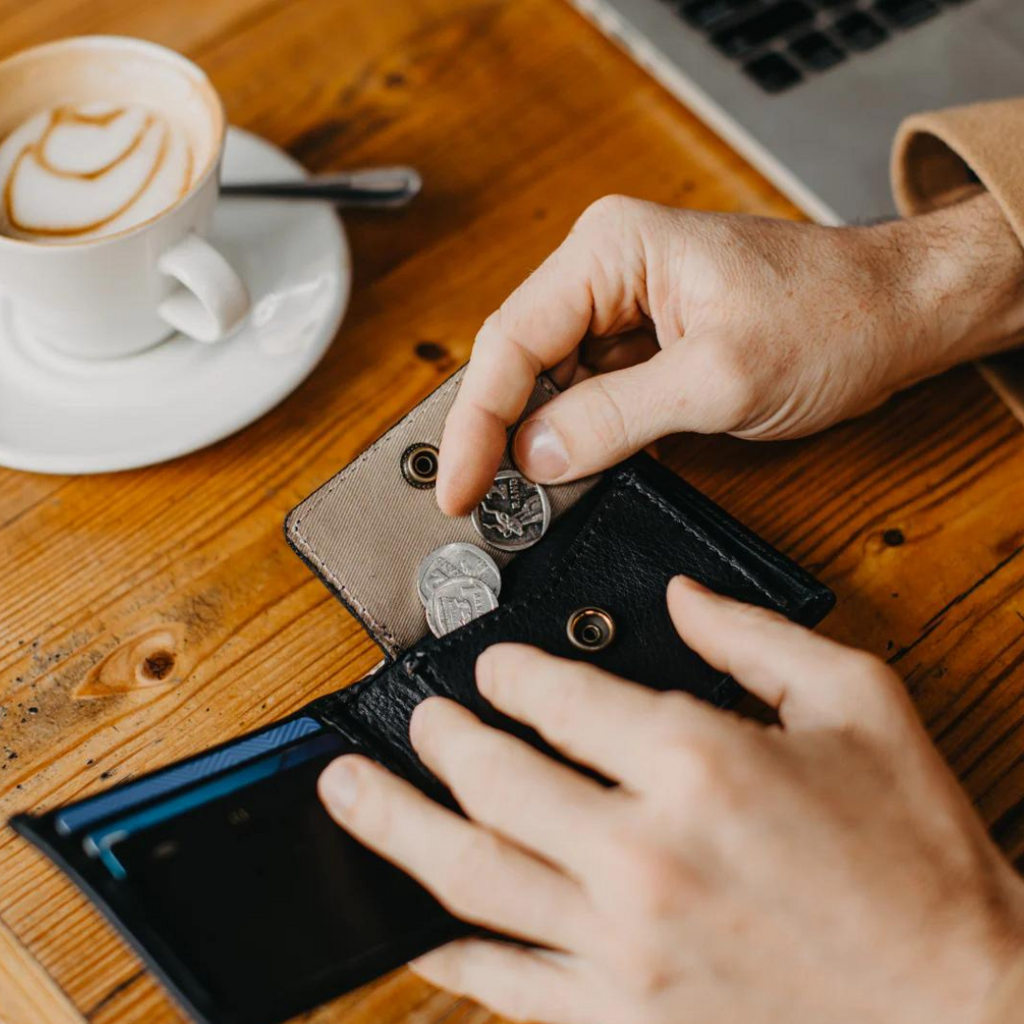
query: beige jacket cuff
[{"left": 891, "top": 98, "right": 1024, "bottom": 424}]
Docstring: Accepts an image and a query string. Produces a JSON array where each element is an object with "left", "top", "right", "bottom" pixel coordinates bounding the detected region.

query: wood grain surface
[{"left": 2, "top": 1, "right": 1024, "bottom": 1022}]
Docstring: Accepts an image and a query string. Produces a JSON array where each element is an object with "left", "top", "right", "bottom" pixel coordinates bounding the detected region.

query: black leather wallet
[{"left": 11, "top": 369, "right": 833, "bottom": 1024}]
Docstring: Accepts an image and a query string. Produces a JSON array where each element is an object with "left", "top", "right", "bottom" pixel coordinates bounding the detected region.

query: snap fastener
[
  {"left": 566, "top": 607, "right": 615, "bottom": 651},
  {"left": 401, "top": 442, "right": 439, "bottom": 488}
]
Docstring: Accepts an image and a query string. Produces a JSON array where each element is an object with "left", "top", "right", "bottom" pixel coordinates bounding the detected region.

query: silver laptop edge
[{"left": 568, "top": 0, "right": 1024, "bottom": 225}]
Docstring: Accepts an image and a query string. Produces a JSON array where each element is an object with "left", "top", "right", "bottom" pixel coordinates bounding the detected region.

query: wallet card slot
[
  {"left": 13, "top": 722, "right": 468, "bottom": 1024},
  {"left": 54, "top": 715, "right": 325, "bottom": 836}
]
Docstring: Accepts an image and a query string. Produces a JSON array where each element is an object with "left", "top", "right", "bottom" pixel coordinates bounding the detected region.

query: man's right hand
[{"left": 437, "top": 191, "right": 1024, "bottom": 515}]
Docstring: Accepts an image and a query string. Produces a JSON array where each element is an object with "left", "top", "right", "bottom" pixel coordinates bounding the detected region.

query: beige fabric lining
[{"left": 286, "top": 367, "right": 598, "bottom": 656}]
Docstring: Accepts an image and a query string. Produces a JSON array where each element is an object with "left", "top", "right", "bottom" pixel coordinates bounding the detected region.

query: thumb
[{"left": 512, "top": 337, "right": 745, "bottom": 482}]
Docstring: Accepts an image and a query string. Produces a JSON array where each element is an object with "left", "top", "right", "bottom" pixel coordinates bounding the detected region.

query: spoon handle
[{"left": 220, "top": 166, "right": 422, "bottom": 207}]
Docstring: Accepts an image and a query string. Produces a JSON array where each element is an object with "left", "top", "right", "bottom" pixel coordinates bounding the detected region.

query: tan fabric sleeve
[
  {"left": 892, "top": 98, "right": 1024, "bottom": 425},
  {"left": 892, "top": 98, "right": 1024, "bottom": 238},
  {"left": 984, "top": 951, "right": 1024, "bottom": 1024}
]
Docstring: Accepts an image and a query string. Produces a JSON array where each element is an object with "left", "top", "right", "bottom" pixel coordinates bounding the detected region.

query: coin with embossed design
[
  {"left": 417, "top": 542, "right": 502, "bottom": 608},
  {"left": 471, "top": 470, "right": 551, "bottom": 552},
  {"left": 428, "top": 576, "right": 499, "bottom": 637}
]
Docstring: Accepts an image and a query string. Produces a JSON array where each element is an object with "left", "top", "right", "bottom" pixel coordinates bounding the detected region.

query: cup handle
[{"left": 157, "top": 233, "right": 250, "bottom": 343}]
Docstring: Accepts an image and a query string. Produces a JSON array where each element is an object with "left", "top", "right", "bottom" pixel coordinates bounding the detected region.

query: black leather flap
[{"left": 310, "top": 454, "right": 834, "bottom": 789}]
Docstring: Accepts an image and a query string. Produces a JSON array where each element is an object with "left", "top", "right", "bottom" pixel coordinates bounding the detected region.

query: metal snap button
[
  {"left": 401, "top": 442, "right": 439, "bottom": 488},
  {"left": 566, "top": 607, "right": 615, "bottom": 651}
]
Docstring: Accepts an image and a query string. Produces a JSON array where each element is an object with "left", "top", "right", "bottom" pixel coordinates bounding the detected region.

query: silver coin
[
  {"left": 417, "top": 542, "right": 502, "bottom": 607},
  {"left": 471, "top": 470, "right": 551, "bottom": 552},
  {"left": 428, "top": 576, "right": 499, "bottom": 637},
  {"left": 424, "top": 595, "right": 441, "bottom": 637}
]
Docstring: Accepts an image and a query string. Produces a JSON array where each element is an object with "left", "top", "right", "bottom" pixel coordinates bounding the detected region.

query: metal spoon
[{"left": 219, "top": 166, "right": 422, "bottom": 208}]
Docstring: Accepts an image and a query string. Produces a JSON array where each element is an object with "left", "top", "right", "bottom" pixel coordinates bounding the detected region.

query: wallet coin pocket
[{"left": 284, "top": 367, "right": 599, "bottom": 658}]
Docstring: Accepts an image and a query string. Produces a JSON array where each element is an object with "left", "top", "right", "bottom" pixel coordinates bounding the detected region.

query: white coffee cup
[{"left": 0, "top": 36, "right": 250, "bottom": 359}]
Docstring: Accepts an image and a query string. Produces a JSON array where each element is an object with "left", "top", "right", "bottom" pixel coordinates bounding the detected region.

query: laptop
[
  {"left": 568, "top": 0, "right": 1024, "bottom": 422},
  {"left": 567, "top": 0, "right": 1023, "bottom": 224}
]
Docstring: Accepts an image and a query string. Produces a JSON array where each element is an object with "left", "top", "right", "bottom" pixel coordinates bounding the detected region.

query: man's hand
[
  {"left": 437, "top": 192, "right": 1024, "bottom": 514},
  {"left": 319, "top": 577, "right": 1024, "bottom": 1024}
]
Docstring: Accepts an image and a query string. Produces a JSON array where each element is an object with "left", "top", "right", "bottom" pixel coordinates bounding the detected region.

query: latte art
[{"left": 0, "top": 102, "right": 195, "bottom": 242}]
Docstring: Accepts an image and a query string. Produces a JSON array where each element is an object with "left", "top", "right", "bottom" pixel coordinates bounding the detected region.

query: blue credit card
[
  {"left": 84, "top": 730, "right": 348, "bottom": 880},
  {"left": 56, "top": 716, "right": 325, "bottom": 836}
]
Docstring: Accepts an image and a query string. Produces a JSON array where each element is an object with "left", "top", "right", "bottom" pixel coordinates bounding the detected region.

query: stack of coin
[
  {"left": 418, "top": 542, "right": 502, "bottom": 637},
  {"left": 416, "top": 471, "right": 552, "bottom": 638}
]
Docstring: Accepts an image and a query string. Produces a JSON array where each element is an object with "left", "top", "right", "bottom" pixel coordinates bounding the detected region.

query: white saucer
[{"left": 0, "top": 128, "right": 350, "bottom": 475}]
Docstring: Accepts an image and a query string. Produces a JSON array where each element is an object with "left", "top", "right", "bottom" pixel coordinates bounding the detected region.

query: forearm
[{"left": 877, "top": 192, "right": 1024, "bottom": 382}]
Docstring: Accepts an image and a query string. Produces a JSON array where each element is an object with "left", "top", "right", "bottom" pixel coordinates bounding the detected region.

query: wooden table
[{"left": 3, "top": 1, "right": 1024, "bottom": 1021}]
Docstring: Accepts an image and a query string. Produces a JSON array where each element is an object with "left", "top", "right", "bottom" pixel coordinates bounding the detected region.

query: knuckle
[
  {"left": 584, "top": 375, "right": 633, "bottom": 456},
  {"left": 448, "top": 742, "right": 505, "bottom": 812},
  {"left": 474, "top": 306, "right": 525, "bottom": 362},
  {"left": 474, "top": 309, "right": 502, "bottom": 348},
  {"left": 656, "top": 724, "right": 730, "bottom": 799},
  {"left": 843, "top": 651, "right": 900, "bottom": 695},
  {"left": 574, "top": 194, "right": 646, "bottom": 234},
  {"left": 543, "top": 672, "right": 589, "bottom": 741},
  {"left": 438, "top": 831, "right": 504, "bottom": 914},
  {"left": 610, "top": 838, "right": 690, "bottom": 920},
  {"left": 577, "top": 192, "right": 638, "bottom": 225},
  {"left": 846, "top": 654, "right": 911, "bottom": 728},
  {"left": 614, "top": 936, "right": 679, "bottom": 997}
]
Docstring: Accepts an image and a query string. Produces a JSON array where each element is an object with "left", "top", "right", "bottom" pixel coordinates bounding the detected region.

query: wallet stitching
[
  {"left": 287, "top": 373, "right": 561, "bottom": 653},
  {"left": 618, "top": 476, "right": 772, "bottom": 598}
]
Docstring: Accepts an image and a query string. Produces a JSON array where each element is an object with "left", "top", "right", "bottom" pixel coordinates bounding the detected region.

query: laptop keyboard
[{"left": 666, "top": 0, "right": 972, "bottom": 93}]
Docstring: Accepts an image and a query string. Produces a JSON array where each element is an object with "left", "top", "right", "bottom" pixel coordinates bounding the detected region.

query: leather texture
[
  {"left": 309, "top": 453, "right": 834, "bottom": 790},
  {"left": 285, "top": 367, "right": 598, "bottom": 657},
  {"left": 11, "top": 370, "right": 834, "bottom": 1024}
]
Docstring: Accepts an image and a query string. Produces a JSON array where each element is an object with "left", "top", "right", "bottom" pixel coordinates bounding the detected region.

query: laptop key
[
  {"left": 743, "top": 52, "right": 804, "bottom": 92},
  {"left": 873, "top": 0, "right": 940, "bottom": 27},
  {"left": 712, "top": 1, "right": 815, "bottom": 58},
  {"left": 833, "top": 10, "right": 889, "bottom": 49},
  {"left": 789, "top": 31, "right": 846, "bottom": 70},
  {"left": 681, "top": 0, "right": 761, "bottom": 30}
]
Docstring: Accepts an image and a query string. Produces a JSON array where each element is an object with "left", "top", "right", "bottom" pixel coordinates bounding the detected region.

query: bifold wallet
[{"left": 11, "top": 367, "right": 834, "bottom": 1024}]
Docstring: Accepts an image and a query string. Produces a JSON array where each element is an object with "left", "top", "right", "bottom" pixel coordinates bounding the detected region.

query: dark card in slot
[{"left": 83, "top": 729, "right": 465, "bottom": 1023}]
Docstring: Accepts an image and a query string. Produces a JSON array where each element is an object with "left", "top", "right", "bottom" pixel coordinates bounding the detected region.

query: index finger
[{"left": 436, "top": 199, "right": 649, "bottom": 514}]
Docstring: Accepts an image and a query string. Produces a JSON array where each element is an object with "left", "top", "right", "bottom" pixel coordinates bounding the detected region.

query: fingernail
[
  {"left": 409, "top": 698, "right": 434, "bottom": 746},
  {"left": 671, "top": 575, "right": 710, "bottom": 594},
  {"left": 320, "top": 758, "right": 358, "bottom": 812},
  {"left": 475, "top": 646, "right": 499, "bottom": 695},
  {"left": 515, "top": 418, "right": 569, "bottom": 481}
]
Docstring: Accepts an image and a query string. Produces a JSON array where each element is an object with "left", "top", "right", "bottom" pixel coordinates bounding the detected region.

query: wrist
[{"left": 879, "top": 193, "right": 1024, "bottom": 376}]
